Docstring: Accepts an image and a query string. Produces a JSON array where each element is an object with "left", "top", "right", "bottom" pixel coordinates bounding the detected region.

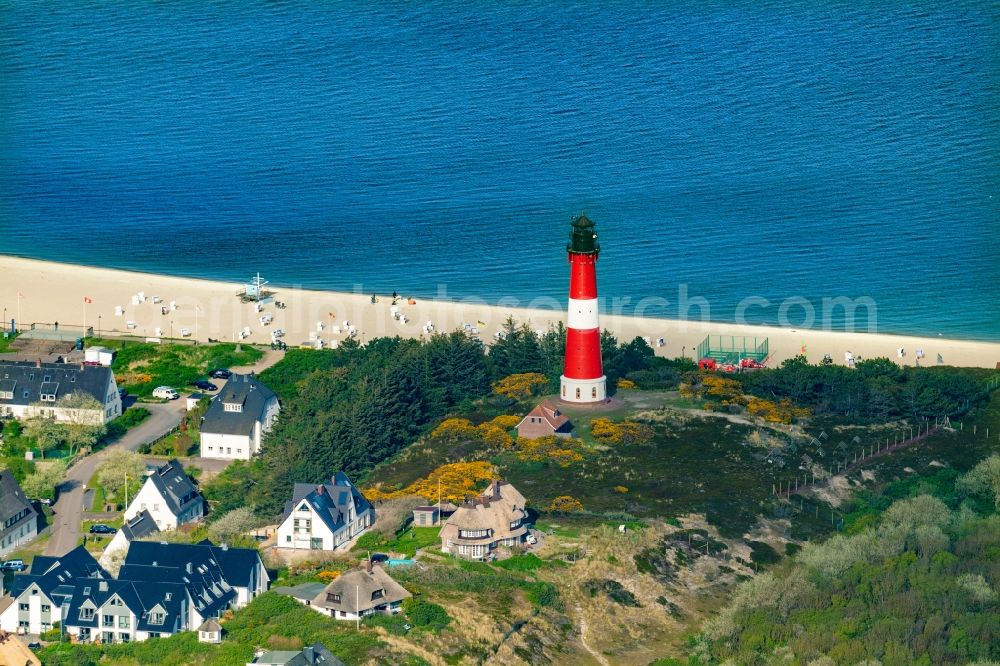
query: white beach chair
[
  {"left": 180, "top": 328, "right": 191, "bottom": 337},
  {"left": 131, "top": 295, "right": 140, "bottom": 306},
  {"left": 115, "top": 306, "right": 124, "bottom": 317},
  {"left": 657, "top": 337, "right": 665, "bottom": 347},
  {"left": 471, "top": 327, "right": 479, "bottom": 334},
  {"left": 152, "top": 296, "right": 162, "bottom": 304},
  {"left": 137, "top": 291, "right": 145, "bottom": 302},
  {"left": 170, "top": 301, "right": 177, "bottom": 311},
  {"left": 154, "top": 328, "right": 162, "bottom": 337},
  {"left": 127, "top": 320, "right": 137, "bottom": 330}
]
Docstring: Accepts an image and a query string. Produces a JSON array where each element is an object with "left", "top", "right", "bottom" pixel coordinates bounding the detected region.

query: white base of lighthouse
[{"left": 560, "top": 375, "right": 607, "bottom": 404}]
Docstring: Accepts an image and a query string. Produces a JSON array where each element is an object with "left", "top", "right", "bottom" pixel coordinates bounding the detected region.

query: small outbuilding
[
  {"left": 84, "top": 346, "right": 116, "bottom": 366},
  {"left": 197, "top": 619, "right": 223, "bottom": 643},
  {"left": 516, "top": 400, "right": 573, "bottom": 440}
]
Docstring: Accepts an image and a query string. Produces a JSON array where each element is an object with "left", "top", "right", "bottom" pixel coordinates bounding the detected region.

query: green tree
[
  {"left": 24, "top": 416, "right": 64, "bottom": 459},
  {"left": 97, "top": 450, "right": 147, "bottom": 504},
  {"left": 21, "top": 461, "right": 67, "bottom": 501}
]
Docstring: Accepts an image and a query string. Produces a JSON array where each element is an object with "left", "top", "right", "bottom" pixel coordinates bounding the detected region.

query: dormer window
[
  {"left": 326, "top": 592, "right": 341, "bottom": 603},
  {"left": 223, "top": 402, "right": 243, "bottom": 413},
  {"left": 150, "top": 611, "right": 165, "bottom": 625},
  {"left": 79, "top": 607, "right": 95, "bottom": 621},
  {"left": 371, "top": 589, "right": 384, "bottom": 600}
]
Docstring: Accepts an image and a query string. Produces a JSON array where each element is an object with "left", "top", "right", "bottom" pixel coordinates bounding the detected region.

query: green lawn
[{"left": 91, "top": 338, "right": 264, "bottom": 397}]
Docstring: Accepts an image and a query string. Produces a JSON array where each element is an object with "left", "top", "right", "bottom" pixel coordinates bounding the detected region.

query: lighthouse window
[
  {"left": 576, "top": 388, "right": 581, "bottom": 399},
  {"left": 562, "top": 386, "right": 566, "bottom": 397},
  {"left": 592, "top": 387, "right": 597, "bottom": 398}
]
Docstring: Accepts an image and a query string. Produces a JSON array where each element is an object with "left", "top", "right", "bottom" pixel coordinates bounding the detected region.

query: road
[
  {"left": 43, "top": 348, "right": 284, "bottom": 558},
  {"left": 44, "top": 401, "right": 187, "bottom": 556}
]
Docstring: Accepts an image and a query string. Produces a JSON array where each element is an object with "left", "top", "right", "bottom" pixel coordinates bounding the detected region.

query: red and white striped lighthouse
[{"left": 561, "top": 214, "right": 607, "bottom": 404}]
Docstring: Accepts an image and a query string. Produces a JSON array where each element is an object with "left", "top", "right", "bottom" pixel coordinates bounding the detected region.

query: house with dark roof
[
  {"left": 516, "top": 400, "right": 573, "bottom": 440},
  {"left": 277, "top": 472, "right": 374, "bottom": 551},
  {"left": 62, "top": 576, "right": 190, "bottom": 644},
  {"left": 0, "top": 545, "right": 110, "bottom": 634},
  {"left": 307, "top": 562, "right": 410, "bottom": 621},
  {"left": 199, "top": 374, "right": 279, "bottom": 460},
  {"left": 0, "top": 359, "right": 122, "bottom": 425},
  {"left": 120, "top": 539, "right": 268, "bottom": 615},
  {"left": 0, "top": 470, "right": 38, "bottom": 558},
  {"left": 100, "top": 509, "right": 160, "bottom": 569},
  {"left": 440, "top": 481, "right": 528, "bottom": 560},
  {"left": 123, "top": 459, "right": 205, "bottom": 530},
  {"left": 248, "top": 642, "right": 345, "bottom": 666}
]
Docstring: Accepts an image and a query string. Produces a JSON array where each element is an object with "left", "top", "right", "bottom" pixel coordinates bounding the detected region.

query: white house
[
  {"left": 0, "top": 546, "right": 110, "bottom": 635},
  {"left": 440, "top": 481, "right": 528, "bottom": 560},
  {"left": 199, "top": 374, "right": 279, "bottom": 461},
  {"left": 99, "top": 509, "right": 160, "bottom": 570},
  {"left": 0, "top": 360, "right": 121, "bottom": 425},
  {"left": 307, "top": 562, "right": 410, "bottom": 621},
  {"left": 119, "top": 540, "right": 269, "bottom": 621},
  {"left": 277, "top": 472, "right": 374, "bottom": 551},
  {"left": 123, "top": 459, "right": 204, "bottom": 531},
  {"left": 1, "top": 470, "right": 38, "bottom": 558},
  {"left": 63, "top": 577, "right": 191, "bottom": 644}
]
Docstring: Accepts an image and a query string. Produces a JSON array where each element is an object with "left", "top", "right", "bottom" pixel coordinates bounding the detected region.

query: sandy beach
[{"left": 2, "top": 255, "right": 998, "bottom": 369}]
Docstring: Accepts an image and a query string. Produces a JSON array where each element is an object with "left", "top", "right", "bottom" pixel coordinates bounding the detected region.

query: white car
[
  {"left": 152, "top": 386, "right": 179, "bottom": 400},
  {"left": 526, "top": 534, "right": 538, "bottom": 545}
]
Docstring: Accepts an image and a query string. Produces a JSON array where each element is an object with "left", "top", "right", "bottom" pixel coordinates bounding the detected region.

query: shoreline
[{"left": 2, "top": 254, "right": 999, "bottom": 369}]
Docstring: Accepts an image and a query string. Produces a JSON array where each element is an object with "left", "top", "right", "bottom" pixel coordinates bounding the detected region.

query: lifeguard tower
[{"left": 242, "top": 273, "right": 270, "bottom": 302}]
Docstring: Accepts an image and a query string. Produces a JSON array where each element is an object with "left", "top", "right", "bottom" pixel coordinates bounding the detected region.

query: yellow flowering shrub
[
  {"left": 613, "top": 485, "right": 629, "bottom": 494},
  {"left": 547, "top": 496, "right": 584, "bottom": 513},
  {"left": 617, "top": 378, "right": 637, "bottom": 390},
  {"left": 317, "top": 570, "right": 341, "bottom": 582},
  {"left": 513, "top": 435, "right": 585, "bottom": 467},
  {"left": 492, "top": 373, "right": 550, "bottom": 400},
  {"left": 590, "top": 418, "right": 655, "bottom": 446},
  {"left": 430, "top": 418, "right": 478, "bottom": 442},
  {"left": 489, "top": 414, "right": 522, "bottom": 429},
  {"left": 363, "top": 461, "right": 496, "bottom": 505}
]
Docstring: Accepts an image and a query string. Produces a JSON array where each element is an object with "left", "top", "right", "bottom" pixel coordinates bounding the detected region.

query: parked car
[
  {"left": 89, "top": 524, "right": 117, "bottom": 535},
  {"left": 209, "top": 368, "right": 232, "bottom": 379},
  {"left": 526, "top": 533, "right": 538, "bottom": 545},
  {"left": 1, "top": 559, "right": 26, "bottom": 572},
  {"left": 152, "top": 386, "right": 179, "bottom": 400},
  {"left": 33, "top": 497, "right": 53, "bottom": 506},
  {"left": 370, "top": 553, "right": 390, "bottom": 564},
  {"left": 27, "top": 641, "right": 41, "bottom": 650},
  {"left": 192, "top": 380, "right": 218, "bottom": 391}
]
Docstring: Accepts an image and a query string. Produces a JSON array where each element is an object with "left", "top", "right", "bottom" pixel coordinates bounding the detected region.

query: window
[
  {"left": 326, "top": 592, "right": 341, "bottom": 603},
  {"left": 371, "top": 589, "right": 384, "bottom": 600},
  {"left": 119, "top": 616, "right": 130, "bottom": 629},
  {"left": 79, "top": 607, "right": 95, "bottom": 621},
  {"left": 164, "top": 593, "right": 172, "bottom": 601},
  {"left": 119, "top": 632, "right": 130, "bottom": 642},
  {"left": 41, "top": 604, "right": 51, "bottom": 613},
  {"left": 18, "top": 603, "right": 28, "bottom": 611},
  {"left": 286, "top": 535, "right": 291, "bottom": 543},
  {"left": 150, "top": 612, "right": 165, "bottom": 625},
  {"left": 103, "top": 615, "right": 114, "bottom": 628},
  {"left": 592, "top": 386, "right": 597, "bottom": 398}
]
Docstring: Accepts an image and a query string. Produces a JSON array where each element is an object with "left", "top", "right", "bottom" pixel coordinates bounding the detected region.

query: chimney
[
  {"left": 186, "top": 562, "right": 193, "bottom": 574},
  {"left": 99, "top": 581, "right": 108, "bottom": 592},
  {"left": 364, "top": 559, "right": 373, "bottom": 574},
  {"left": 35, "top": 358, "right": 41, "bottom": 368},
  {"left": 316, "top": 485, "right": 325, "bottom": 495},
  {"left": 493, "top": 480, "right": 501, "bottom": 499},
  {"left": 80, "top": 362, "right": 85, "bottom": 370}
]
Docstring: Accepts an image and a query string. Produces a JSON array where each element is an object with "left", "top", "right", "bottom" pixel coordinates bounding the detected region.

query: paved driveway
[{"left": 44, "top": 401, "right": 186, "bottom": 557}]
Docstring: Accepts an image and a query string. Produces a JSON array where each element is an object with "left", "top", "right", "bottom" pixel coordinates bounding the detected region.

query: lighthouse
[{"left": 560, "top": 215, "right": 607, "bottom": 404}]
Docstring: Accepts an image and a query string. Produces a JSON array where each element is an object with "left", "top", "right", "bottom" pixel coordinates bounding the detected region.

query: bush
[
  {"left": 402, "top": 597, "right": 451, "bottom": 631},
  {"left": 355, "top": 531, "right": 385, "bottom": 551}
]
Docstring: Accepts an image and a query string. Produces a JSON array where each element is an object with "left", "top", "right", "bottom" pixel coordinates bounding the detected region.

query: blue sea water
[{"left": 1, "top": 1, "right": 998, "bottom": 340}]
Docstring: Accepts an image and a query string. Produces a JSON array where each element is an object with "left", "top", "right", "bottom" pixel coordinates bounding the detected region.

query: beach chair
[
  {"left": 131, "top": 295, "right": 140, "bottom": 305},
  {"left": 137, "top": 291, "right": 145, "bottom": 302},
  {"left": 170, "top": 301, "right": 177, "bottom": 311},
  {"left": 154, "top": 328, "right": 162, "bottom": 337},
  {"left": 127, "top": 320, "right": 137, "bottom": 330},
  {"left": 115, "top": 306, "right": 124, "bottom": 317},
  {"left": 152, "top": 296, "right": 161, "bottom": 304},
  {"left": 180, "top": 328, "right": 191, "bottom": 337}
]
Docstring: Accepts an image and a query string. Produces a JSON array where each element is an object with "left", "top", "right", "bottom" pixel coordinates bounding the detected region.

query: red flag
[{"left": 83, "top": 296, "right": 93, "bottom": 304}]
